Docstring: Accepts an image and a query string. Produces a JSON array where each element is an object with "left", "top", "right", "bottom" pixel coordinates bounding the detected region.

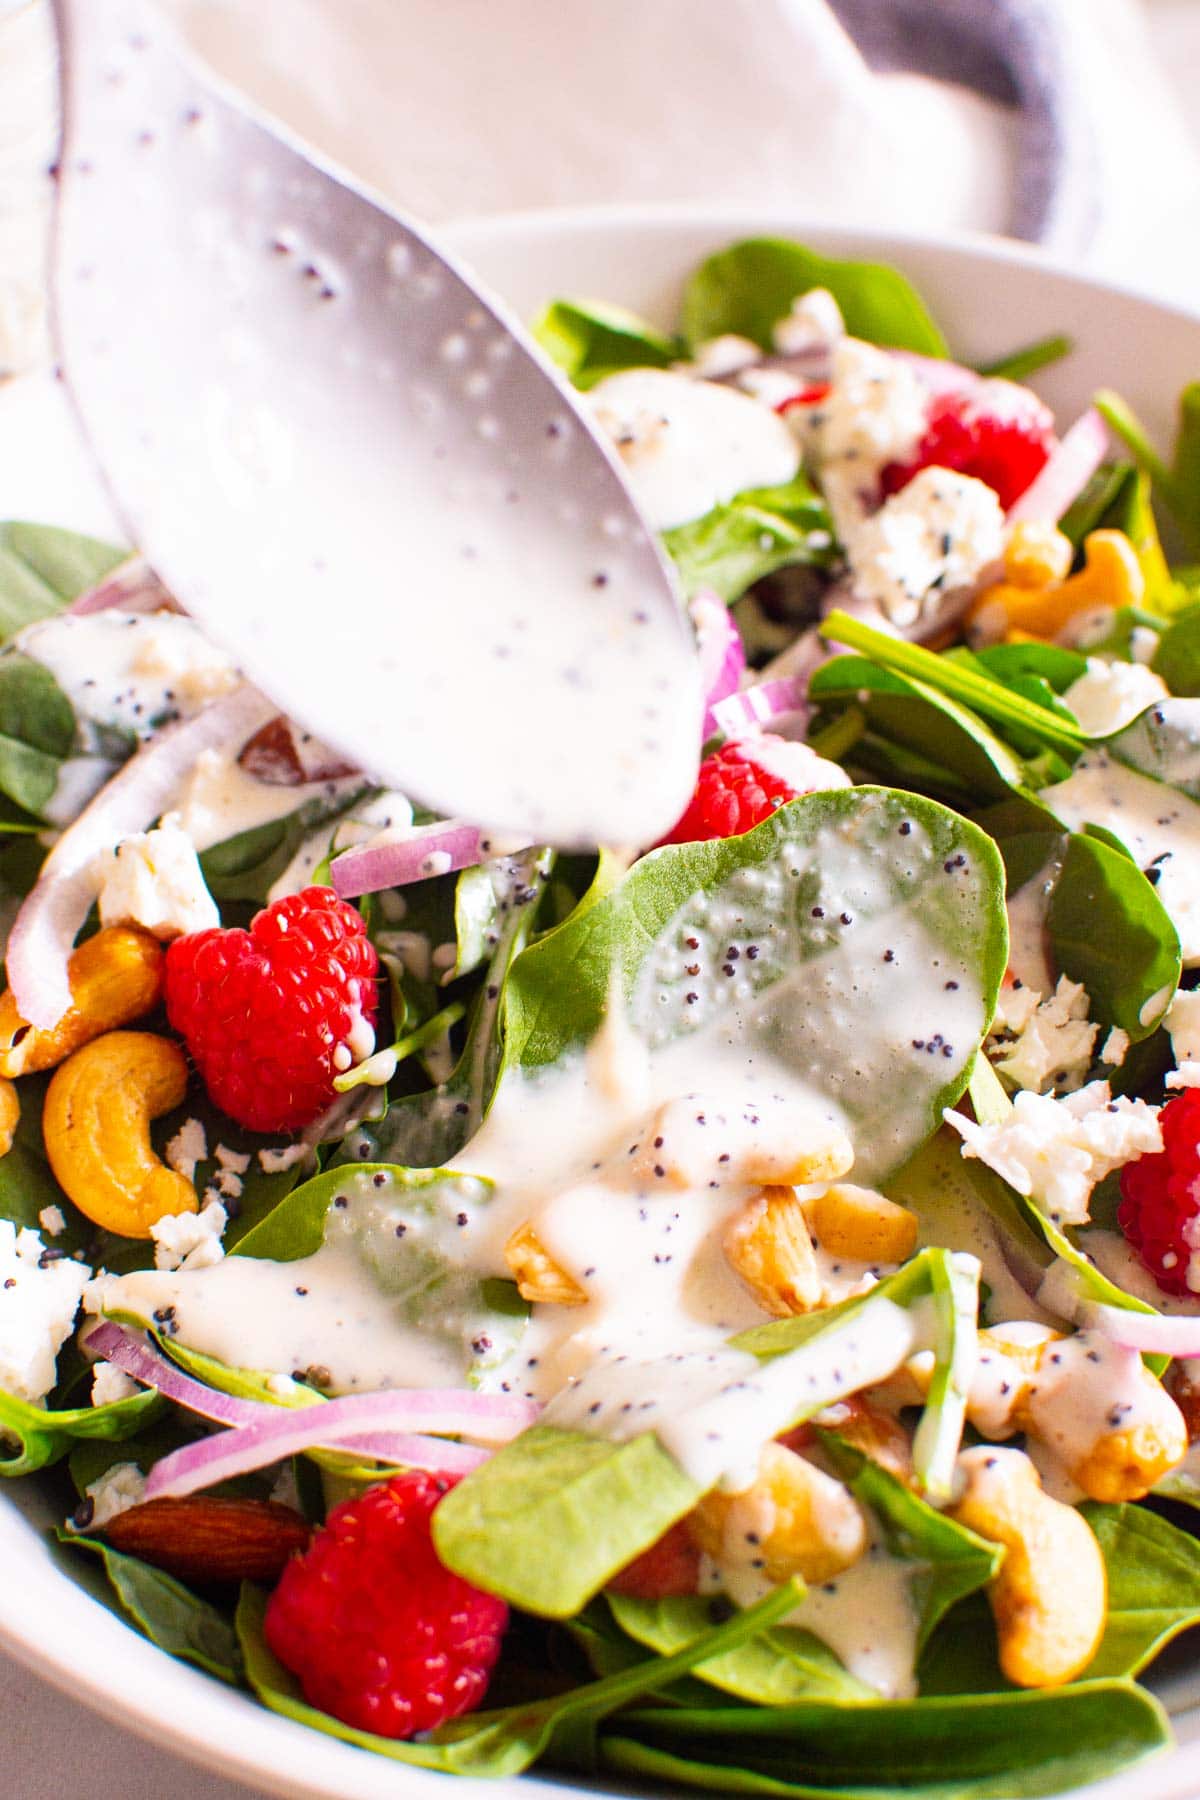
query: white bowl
[{"left": 6, "top": 208, "right": 1200, "bottom": 1800}]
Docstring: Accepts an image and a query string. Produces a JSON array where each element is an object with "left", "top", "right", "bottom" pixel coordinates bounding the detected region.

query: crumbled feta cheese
[
  {"left": 1062, "top": 657, "right": 1169, "bottom": 735},
  {"left": 988, "top": 976, "right": 1098, "bottom": 1095},
  {"left": 1101, "top": 1026, "right": 1130, "bottom": 1068},
  {"left": 772, "top": 287, "right": 845, "bottom": 356},
  {"left": 0, "top": 1222, "right": 90, "bottom": 1403},
  {"left": 945, "top": 1081, "right": 1161, "bottom": 1226},
  {"left": 588, "top": 367, "right": 800, "bottom": 530},
  {"left": 215, "top": 1144, "right": 250, "bottom": 1175},
  {"left": 38, "top": 1205, "right": 66, "bottom": 1238},
  {"left": 91, "top": 1360, "right": 139, "bottom": 1407},
  {"left": 688, "top": 333, "right": 761, "bottom": 379},
  {"left": 150, "top": 1200, "right": 228, "bottom": 1272},
  {"left": 992, "top": 979, "right": 1040, "bottom": 1035},
  {"left": 165, "top": 1117, "right": 208, "bottom": 1184},
  {"left": 258, "top": 1140, "right": 311, "bottom": 1173},
  {"left": 83, "top": 1460, "right": 146, "bottom": 1528},
  {"left": 96, "top": 813, "right": 219, "bottom": 940},
  {"left": 845, "top": 467, "right": 1006, "bottom": 628},
  {"left": 1167, "top": 989, "right": 1200, "bottom": 1090},
  {"left": 797, "top": 337, "right": 927, "bottom": 477}
]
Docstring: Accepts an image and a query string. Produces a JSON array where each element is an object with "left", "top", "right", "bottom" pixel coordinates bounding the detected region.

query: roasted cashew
[
  {"left": 968, "top": 527, "right": 1143, "bottom": 645},
  {"left": 687, "top": 1440, "right": 866, "bottom": 1584},
  {"left": 724, "top": 1184, "right": 822, "bottom": 1316},
  {"left": 949, "top": 1445, "right": 1106, "bottom": 1688},
  {"left": 504, "top": 1222, "right": 586, "bottom": 1306},
  {"left": 631, "top": 1096, "right": 853, "bottom": 1190},
  {"left": 0, "top": 926, "right": 164, "bottom": 1078},
  {"left": 805, "top": 1183, "right": 918, "bottom": 1265},
  {"left": 0, "top": 1078, "right": 17, "bottom": 1157},
  {"left": 972, "top": 1327, "right": 1186, "bottom": 1503},
  {"left": 809, "top": 1394, "right": 914, "bottom": 1485},
  {"left": 43, "top": 1031, "right": 196, "bottom": 1238}
]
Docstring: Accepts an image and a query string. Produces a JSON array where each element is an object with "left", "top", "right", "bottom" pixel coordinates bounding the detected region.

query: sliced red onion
[
  {"left": 87, "top": 1319, "right": 283, "bottom": 1427},
  {"left": 1007, "top": 408, "right": 1109, "bottom": 525},
  {"left": 7, "top": 684, "right": 279, "bottom": 1028},
  {"left": 711, "top": 678, "right": 807, "bottom": 740},
  {"left": 1080, "top": 1300, "right": 1200, "bottom": 1357},
  {"left": 890, "top": 350, "right": 979, "bottom": 399},
  {"left": 69, "top": 555, "right": 179, "bottom": 617},
  {"left": 691, "top": 589, "right": 745, "bottom": 738},
  {"left": 331, "top": 818, "right": 531, "bottom": 898}
]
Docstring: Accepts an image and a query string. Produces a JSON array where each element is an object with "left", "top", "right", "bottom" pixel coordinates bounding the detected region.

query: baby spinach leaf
[
  {"left": 976, "top": 334, "right": 1072, "bottom": 383},
  {"left": 1080, "top": 1502, "right": 1200, "bottom": 1679},
  {"left": 502, "top": 790, "right": 1007, "bottom": 1186},
  {"left": 1043, "top": 830, "right": 1180, "bottom": 1038},
  {"left": 237, "top": 1577, "right": 799, "bottom": 1778},
  {"left": 1106, "top": 694, "right": 1200, "bottom": 797},
  {"left": 1152, "top": 603, "right": 1200, "bottom": 695},
  {"left": 0, "top": 1381, "right": 161, "bottom": 1476},
  {"left": 199, "top": 785, "right": 370, "bottom": 906},
  {"left": 0, "top": 521, "right": 125, "bottom": 641},
  {"left": 809, "top": 657, "right": 1026, "bottom": 805},
  {"left": 680, "top": 238, "right": 948, "bottom": 357},
  {"left": 1096, "top": 387, "right": 1200, "bottom": 566},
  {"left": 616, "top": 1679, "right": 1169, "bottom": 1797},
  {"left": 605, "top": 1593, "right": 870, "bottom": 1706},
  {"left": 662, "top": 475, "right": 837, "bottom": 603},
  {"left": 532, "top": 298, "right": 678, "bottom": 388},
  {"left": 970, "top": 641, "right": 1088, "bottom": 700},
  {"left": 821, "top": 1440, "right": 1000, "bottom": 1649},
  {"left": 59, "top": 1530, "right": 242, "bottom": 1682}
]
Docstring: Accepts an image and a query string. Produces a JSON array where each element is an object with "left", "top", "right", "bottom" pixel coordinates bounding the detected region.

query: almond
[{"left": 104, "top": 1496, "right": 310, "bottom": 1584}]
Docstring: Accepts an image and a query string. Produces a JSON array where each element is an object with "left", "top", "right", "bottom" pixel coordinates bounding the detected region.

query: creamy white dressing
[
  {"left": 1042, "top": 750, "right": 1200, "bottom": 964},
  {"left": 1082, "top": 1228, "right": 1200, "bottom": 1313},
  {"left": 171, "top": 749, "right": 362, "bottom": 851},
  {"left": 15, "top": 611, "right": 239, "bottom": 741},
  {"left": 588, "top": 367, "right": 800, "bottom": 531},
  {"left": 1004, "top": 861, "right": 1058, "bottom": 995}
]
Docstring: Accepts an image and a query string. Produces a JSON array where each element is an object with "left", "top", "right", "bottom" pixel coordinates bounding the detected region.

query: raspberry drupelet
[
  {"left": 264, "top": 1470, "right": 508, "bottom": 1738},
  {"left": 165, "top": 885, "right": 379, "bottom": 1133},
  {"left": 1118, "top": 1088, "right": 1200, "bottom": 1296},
  {"left": 660, "top": 735, "right": 847, "bottom": 846},
  {"left": 881, "top": 382, "right": 1055, "bottom": 511}
]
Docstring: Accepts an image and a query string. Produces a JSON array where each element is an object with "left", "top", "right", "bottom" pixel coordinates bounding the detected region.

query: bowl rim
[{"left": 5, "top": 202, "right": 1200, "bottom": 1800}]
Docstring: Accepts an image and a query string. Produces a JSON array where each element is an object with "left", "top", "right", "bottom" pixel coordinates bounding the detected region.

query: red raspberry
[
  {"left": 880, "top": 380, "right": 1055, "bottom": 511},
  {"left": 607, "top": 1521, "right": 700, "bottom": 1599},
  {"left": 264, "top": 1470, "right": 508, "bottom": 1739},
  {"left": 660, "top": 735, "right": 821, "bottom": 845},
  {"left": 165, "top": 885, "right": 379, "bottom": 1132},
  {"left": 1118, "top": 1089, "right": 1200, "bottom": 1296}
]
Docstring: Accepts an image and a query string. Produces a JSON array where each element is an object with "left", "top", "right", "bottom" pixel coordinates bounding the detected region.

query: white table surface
[{"left": 5, "top": 1, "right": 1200, "bottom": 1795}]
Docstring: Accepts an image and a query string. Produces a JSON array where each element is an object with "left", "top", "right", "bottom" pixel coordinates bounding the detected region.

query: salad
[{"left": 5, "top": 234, "right": 1200, "bottom": 1799}]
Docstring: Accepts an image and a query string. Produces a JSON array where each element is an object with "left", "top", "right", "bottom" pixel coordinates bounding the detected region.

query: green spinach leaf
[
  {"left": 976, "top": 334, "right": 1072, "bottom": 383},
  {"left": 1152, "top": 604, "right": 1200, "bottom": 695},
  {"left": 680, "top": 239, "right": 948, "bottom": 357},
  {"left": 662, "top": 475, "right": 837, "bottom": 602},
  {"left": 60, "top": 1530, "right": 242, "bottom": 1682},
  {"left": 605, "top": 1592, "right": 869, "bottom": 1705},
  {"left": 0, "top": 521, "right": 125, "bottom": 642},
  {"left": 532, "top": 298, "right": 678, "bottom": 388},
  {"left": 0, "top": 1380, "right": 161, "bottom": 1476}
]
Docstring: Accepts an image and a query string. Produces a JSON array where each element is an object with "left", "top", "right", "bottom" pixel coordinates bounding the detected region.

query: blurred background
[{"left": 4, "top": 0, "right": 1200, "bottom": 380}]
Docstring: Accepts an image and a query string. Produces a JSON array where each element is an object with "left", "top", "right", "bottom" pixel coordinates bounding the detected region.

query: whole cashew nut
[
  {"left": 0, "top": 926, "right": 164, "bottom": 1078},
  {"left": 687, "top": 1440, "right": 867, "bottom": 1584},
  {"left": 43, "top": 1030, "right": 196, "bottom": 1238}
]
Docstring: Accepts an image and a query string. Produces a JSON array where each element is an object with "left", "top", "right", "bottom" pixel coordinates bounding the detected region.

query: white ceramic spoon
[{"left": 50, "top": 0, "right": 700, "bottom": 848}]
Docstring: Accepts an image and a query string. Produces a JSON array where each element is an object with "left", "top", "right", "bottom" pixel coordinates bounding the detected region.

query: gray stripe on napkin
[{"left": 826, "top": 0, "right": 1099, "bottom": 251}]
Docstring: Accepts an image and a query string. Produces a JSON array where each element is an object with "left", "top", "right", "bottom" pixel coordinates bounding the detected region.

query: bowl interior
[{"left": 6, "top": 208, "right": 1200, "bottom": 1800}]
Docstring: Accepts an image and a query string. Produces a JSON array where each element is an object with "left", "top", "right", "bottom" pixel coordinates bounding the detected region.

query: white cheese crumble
[
  {"left": 988, "top": 975, "right": 1098, "bottom": 1095},
  {"left": 1101, "top": 1026, "right": 1131, "bottom": 1068},
  {"left": 258, "top": 1140, "right": 311, "bottom": 1174},
  {"left": 96, "top": 813, "right": 220, "bottom": 941},
  {"left": 83, "top": 1460, "right": 146, "bottom": 1528},
  {"left": 844, "top": 467, "right": 1006, "bottom": 628},
  {"left": 0, "top": 1222, "right": 90, "bottom": 1404},
  {"left": 150, "top": 1200, "right": 228, "bottom": 1273},
  {"left": 945, "top": 1081, "right": 1161, "bottom": 1227},
  {"left": 688, "top": 334, "right": 761, "bottom": 379},
  {"left": 1166, "top": 988, "right": 1200, "bottom": 1090},
  {"left": 1061, "top": 658, "right": 1169, "bottom": 735},
  {"left": 588, "top": 367, "right": 801, "bottom": 530},
  {"left": 91, "top": 1360, "right": 139, "bottom": 1407},
  {"left": 38, "top": 1205, "right": 66, "bottom": 1238},
  {"left": 165, "top": 1117, "right": 208, "bottom": 1184},
  {"left": 772, "top": 287, "right": 845, "bottom": 356}
]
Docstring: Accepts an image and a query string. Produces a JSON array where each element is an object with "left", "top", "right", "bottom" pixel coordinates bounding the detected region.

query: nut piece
[
  {"left": 687, "top": 1440, "right": 867, "bottom": 1584},
  {"left": 504, "top": 1222, "right": 586, "bottom": 1306},
  {"left": 949, "top": 1445, "right": 1106, "bottom": 1688},
  {"left": 805, "top": 1183, "right": 918, "bottom": 1264},
  {"left": 810, "top": 1395, "right": 914, "bottom": 1485},
  {"left": 968, "top": 528, "right": 1144, "bottom": 645},
  {"left": 630, "top": 1096, "right": 854, "bottom": 1190},
  {"left": 0, "top": 926, "right": 164, "bottom": 1078},
  {"left": 724, "top": 1184, "right": 822, "bottom": 1316},
  {"left": 43, "top": 1030, "right": 196, "bottom": 1238},
  {"left": 0, "top": 1078, "right": 18, "bottom": 1157},
  {"left": 104, "top": 1495, "right": 310, "bottom": 1582}
]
